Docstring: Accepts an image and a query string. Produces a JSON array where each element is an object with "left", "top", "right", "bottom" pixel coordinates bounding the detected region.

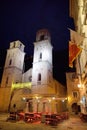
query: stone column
[
  {"left": 24, "top": 101, "right": 29, "bottom": 113},
  {"left": 43, "top": 102, "right": 46, "bottom": 113},
  {"left": 48, "top": 102, "right": 51, "bottom": 114},
  {"left": 53, "top": 102, "right": 57, "bottom": 114},
  {"left": 37, "top": 102, "right": 39, "bottom": 113}
]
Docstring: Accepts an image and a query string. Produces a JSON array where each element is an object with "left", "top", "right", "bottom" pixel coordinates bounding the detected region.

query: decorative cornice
[{"left": 4, "top": 66, "right": 22, "bottom": 71}]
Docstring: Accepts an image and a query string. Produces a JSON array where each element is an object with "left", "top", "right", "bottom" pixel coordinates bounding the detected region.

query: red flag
[{"left": 69, "top": 41, "right": 82, "bottom": 68}]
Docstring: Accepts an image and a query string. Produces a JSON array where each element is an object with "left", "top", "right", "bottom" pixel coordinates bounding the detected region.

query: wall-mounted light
[
  {"left": 22, "top": 97, "right": 26, "bottom": 101},
  {"left": 77, "top": 83, "right": 84, "bottom": 89},
  {"left": 48, "top": 99, "right": 51, "bottom": 102},
  {"left": 52, "top": 97, "right": 55, "bottom": 100},
  {"left": 62, "top": 99, "right": 65, "bottom": 102}
]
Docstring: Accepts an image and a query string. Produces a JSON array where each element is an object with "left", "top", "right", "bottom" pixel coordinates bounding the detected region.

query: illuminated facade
[
  {"left": 66, "top": 72, "right": 80, "bottom": 114},
  {"left": 66, "top": 0, "right": 87, "bottom": 114},
  {"left": 0, "top": 29, "right": 67, "bottom": 112},
  {"left": 1, "top": 41, "right": 25, "bottom": 87},
  {"left": 32, "top": 29, "right": 54, "bottom": 95}
]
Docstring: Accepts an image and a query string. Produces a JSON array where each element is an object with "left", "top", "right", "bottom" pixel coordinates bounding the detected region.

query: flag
[
  {"left": 69, "top": 41, "right": 82, "bottom": 68},
  {"left": 68, "top": 29, "right": 84, "bottom": 67},
  {"left": 69, "top": 29, "right": 84, "bottom": 45}
]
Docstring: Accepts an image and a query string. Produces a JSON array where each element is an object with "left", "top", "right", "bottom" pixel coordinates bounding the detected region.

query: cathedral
[
  {"left": 1, "top": 0, "right": 87, "bottom": 117},
  {"left": 0, "top": 29, "right": 67, "bottom": 113}
]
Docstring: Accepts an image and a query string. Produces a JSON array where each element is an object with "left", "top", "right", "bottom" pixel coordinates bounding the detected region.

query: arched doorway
[
  {"left": 71, "top": 103, "right": 81, "bottom": 114},
  {"left": 8, "top": 87, "right": 31, "bottom": 112}
]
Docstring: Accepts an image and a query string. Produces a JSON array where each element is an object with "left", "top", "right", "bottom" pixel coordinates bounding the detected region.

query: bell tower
[
  {"left": 1, "top": 40, "right": 25, "bottom": 87},
  {"left": 32, "top": 29, "right": 53, "bottom": 94}
]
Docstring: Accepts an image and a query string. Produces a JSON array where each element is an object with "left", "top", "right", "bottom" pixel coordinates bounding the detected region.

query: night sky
[{"left": 0, "top": 0, "right": 75, "bottom": 85}]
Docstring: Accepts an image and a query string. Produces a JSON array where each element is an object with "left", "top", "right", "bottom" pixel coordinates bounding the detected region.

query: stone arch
[
  {"left": 8, "top": 87, "right": 32, "bottom": 112},
  {"left": 36, "top": 29, "right": 51, "bottom": 42},
  {"left": 71, "top": 102, "right": 81, "bottom": 114}
]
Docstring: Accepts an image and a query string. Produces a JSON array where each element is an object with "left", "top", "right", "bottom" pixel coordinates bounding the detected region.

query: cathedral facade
[{"left": 0, "top": 29, "right": 67, "bottom": 113}]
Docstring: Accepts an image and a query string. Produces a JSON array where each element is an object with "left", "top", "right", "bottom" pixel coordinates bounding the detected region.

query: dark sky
[
  {"left": 0, "top": 0, "right": 75, "bottom": 84},
  {"left": 0, "top": 0, "right": 75, "bottom": 54}
]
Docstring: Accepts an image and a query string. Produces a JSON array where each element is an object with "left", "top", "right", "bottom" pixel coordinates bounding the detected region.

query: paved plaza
[{"left": 0, "top": 113, "right": 87, "bottom": 130}]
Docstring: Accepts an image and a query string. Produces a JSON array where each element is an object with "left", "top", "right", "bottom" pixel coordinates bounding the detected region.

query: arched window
[
  {"left": 40, "top": 53, "right": 42, "bottom": 59},
  {"left": 29, "top": 76, "right": 32, "bottom": 82},
  {"left": 6, "top": 77, "right": 8, "bottom": 84},
  {"left": 38, "top": 73, "right": 41, "bottom": 81},
  {"left": 9, "top": 59, "right": 12, "bottom": 65},
  {"left": 40, "top": 35, "right": 44, "bottom": 41}
]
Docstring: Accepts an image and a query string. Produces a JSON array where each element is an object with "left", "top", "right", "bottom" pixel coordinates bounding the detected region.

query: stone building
[
  {"left": 66, "top": 0, "right": 87, "bottom": 115},
  {"left": 0, "top": 29, "right": 67, "bottom": 113},
  {"left": 66, "top": 72, "right": 81, "bottom": 114}
]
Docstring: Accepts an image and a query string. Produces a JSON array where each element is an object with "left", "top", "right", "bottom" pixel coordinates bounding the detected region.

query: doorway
[{"left": 71, "top": 103, "right": 80, "bottom": 114}]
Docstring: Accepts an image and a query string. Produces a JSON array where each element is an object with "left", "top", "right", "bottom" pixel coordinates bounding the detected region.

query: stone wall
[{"left": 0, "top": 88, "right": 11, "bottom": 112}]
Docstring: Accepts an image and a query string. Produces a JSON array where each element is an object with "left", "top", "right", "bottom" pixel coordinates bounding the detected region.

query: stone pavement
[{"left": 0, "top": 113, "right": 87, "bottom": 130}]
